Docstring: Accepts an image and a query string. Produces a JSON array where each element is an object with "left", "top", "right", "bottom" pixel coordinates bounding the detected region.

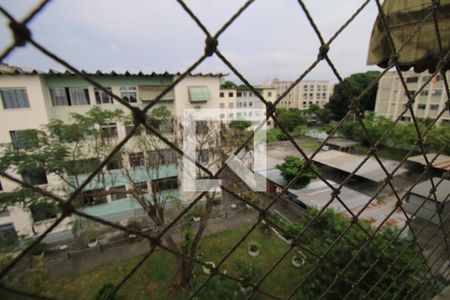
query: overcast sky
[{"left": 0, "top": 0, "right": 382, "bottom": 84}]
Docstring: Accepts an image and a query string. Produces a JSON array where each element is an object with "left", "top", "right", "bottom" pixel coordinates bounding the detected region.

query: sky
[{"left": 0, "top": 0, "right": 382, "bottom": 84}]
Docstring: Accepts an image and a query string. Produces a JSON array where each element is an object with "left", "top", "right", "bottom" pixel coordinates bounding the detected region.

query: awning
[
  {"left": 367, "top": 0, "right": 450, "bottom": 72},
  {"left": 188, "top": 86, "right": 211, "bottom": 102}
]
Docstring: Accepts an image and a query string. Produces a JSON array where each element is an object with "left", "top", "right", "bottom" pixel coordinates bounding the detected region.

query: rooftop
[
  {"left": 0, "top": 63, "right": 225, "bottom": 78},
  {"left": 312, "top": 150, "right": 408, "bottom": 183},
  {"left": 410, "top": 177, "right": 450, "bottom": 203},
  {"left": 407, "top": 153, "right": 450, "bottom": 171}
]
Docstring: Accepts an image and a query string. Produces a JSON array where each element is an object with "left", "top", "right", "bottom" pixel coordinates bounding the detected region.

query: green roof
[
  {"left": 188, "top": 86, "right": 211, "bottom": 102},
  {"left": 68, "top": 164, "right": 178, "bottom": 192}
]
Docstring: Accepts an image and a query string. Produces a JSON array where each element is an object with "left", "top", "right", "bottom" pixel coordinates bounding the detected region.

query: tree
[
  {"left": 220, "top": 80, "right": 237, "bottom": 89},
  {"left": 275, "top": 108, "right": 306, "bottom": 131},
  {"left": 229, "top": 120, "right": 252, "bottom": 131},
  {"left": 0, "top": 106, "right": 251, "bottom": 290},
  {"left": 268, "top": 208, "right": 430, "bottom": 299},
  {"left": 306, "top": 103, "right": 331, "bottom": 125},
  {"left": 326, "top": 71, "right": 380, "bottom": 121},
  {"left": 275, "top": 156, "right": 317, "bottom": 189}
]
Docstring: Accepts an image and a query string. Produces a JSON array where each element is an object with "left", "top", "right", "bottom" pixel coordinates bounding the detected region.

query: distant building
[
  {"left": 374, "top": 70, "right": 450, "bottom": 124},
  {"left": 259, "top": 78, "right": 334, "bottom": 110}
]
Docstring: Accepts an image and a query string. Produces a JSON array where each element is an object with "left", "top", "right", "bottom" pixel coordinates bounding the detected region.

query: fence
[{"left": 0, "top": 0, "right": 449, "bottom": 299}]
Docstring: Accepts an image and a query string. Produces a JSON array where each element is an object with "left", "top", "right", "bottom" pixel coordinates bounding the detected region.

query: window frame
[{"left": 0, "top": 88, "right": 30, "bottom": 109}]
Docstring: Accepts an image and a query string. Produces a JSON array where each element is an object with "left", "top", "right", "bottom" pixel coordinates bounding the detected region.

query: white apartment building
[
  {"left": 0, "top": 64, "right": 225, "bottom": 241},
  {"left": 374, "top": 70, "right": 449, "bottom": 124},
  {"left": 259, "top": 79, "right": 334, "bottom": 110}
]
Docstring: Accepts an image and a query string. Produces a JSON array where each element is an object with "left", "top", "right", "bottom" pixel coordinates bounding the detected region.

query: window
[
  {"left": 406, "top": 76, "right": 418, "bottom": 83},
  {"left": 194, "top": 106, "right": 201, "bottom": 110},
  {"left": 110, "top": 185, "right": 127, "bottom": 201},
  {"left": 220, "top": 113, "right": 225, "bottom": 119},
  {"left": 432, "top": 90, "right": 443, "bottom": 96},
  {"left": 236, "top": 112, "right": 241, "bottom": 117},
  {"left": 0, "top": 88, "right": 30, "bottom": 109},
  {"left": 49, "top": 87, "right": 90, "bottom": 106},
  {"left": 417, "top": 104, "right": 426, "bottom": 110},
  {"left": 243, "top": 102, "right": 247, "bottom": 107},
  {"left": 120, "top": 86, "right": 137, "bottom": 103},
  {"left": 0, "top": 223, "right": 17, "bottom": 244},
  {"left": 130, "top": 152, "right": 145, "bottom": 167},
  {"left": 237, "top": 92, "right": 242, "bottom": 97},
  {"left": 106, "top": 157, "right": 123, "bottom": 170},
  {"left": 267, "top": 92, "right": 272, "bottom": 97},
  {"left": 249, "top": 92, "right": 253, "bottom": 97},
  {"left": 100, "top": 123, "right": 118, "bottom": 138},
  {"left": 228, "top": 92, "right": 234, "bottom": 97},
  {"left": 430, "top": 104, "right": 439, "bottom": 110},
  {"left": 420, "top": 90, "right": 429, "bottom": 96},
  {"left": 30, "top": 203, "right": 57, "bottom": 222},
  {"left": 21, "top": 168, "right": 48, "bottom": 185},
  {"left": 94, "top": 88, "right": 113, "bottom": 104},
  {"left": 81, "top": 189, "right": 108, "bottom": 206},
  {"left": 147, "top": 149, "right": 176, "bottom": 165},
  {"left": 134, "top": 182, "right": 148, "bottom": 194},
  {"left": 228, "top": 103, "right": 234, "bottom": 108},
  {"left": 229, "top": 113, "right": 234, "bottom": 118},
  {"left": 220, "top": 103, "right": 225, "bottom": 108},
  {"left": 10, "top": 130, "right": 38, "bottom": 150},
  {"left": 219, "top": 92, "right": 224, "bottom": 98},
  {"left": 70, "top": 88, "right": 90, "bottom": 105},
  {"left": 197, "top": 149, "right": 209, "bottom": 163},
  {"left": 422, "top": 75, "right": 431, "bottom": 82},
  {"left": 67, "top": 158, "right": 100, "bottom": 176},
  {"left": 152, "top": 176, "right": 178, "bottom": 192},
  {"left": 238, "top": 102, "right": 242, "bottom": 107}
]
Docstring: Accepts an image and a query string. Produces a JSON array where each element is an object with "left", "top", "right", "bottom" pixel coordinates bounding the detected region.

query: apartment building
[
  {"left": 0, "top": 64, "right": 224, "bottom": 240},
  {"left": 375, "top": 70, "right": 449, "bottom": 124},
  {"left": 259, "top": 78, "right": 334, "bottom": 110}
]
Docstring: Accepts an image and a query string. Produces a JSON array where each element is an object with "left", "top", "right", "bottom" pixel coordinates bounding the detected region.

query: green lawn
[{"left": 6, "top": 224, "right": 310, "bottom": 300}]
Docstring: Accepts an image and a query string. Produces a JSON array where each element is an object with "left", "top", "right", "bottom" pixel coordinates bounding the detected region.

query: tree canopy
[
  {"left": 276, "top": 156, "right": 317, "bottom": 189},
  {"left": 326, "top": 71, "right": 380, "bottom": 121},
  {"left": 275, "top": 108, "right": 306, "bottom": 131},
  {"left": 220, "top": 80, "right": 237, "bottom": 89}
]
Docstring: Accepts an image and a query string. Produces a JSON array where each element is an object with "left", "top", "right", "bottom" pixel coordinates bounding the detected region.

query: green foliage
[
  {"left": 229, "top": 120, "right": 252, "bottom": 130},
  {"left": 220, "top": 80, "right": 237, "bottom": 89},
  {"left": 95, "top": 283, "right": 117, "bottom": 300},
  {"left": 326, "top": 71, "right": 380, "bottom": 121},
  {"left": 266, "top": 128, "right": 283, "bottom": 143},
  {"left": 233, "top": 258, "right": 261, "bottom": 287},
  {"left": 340, "top": 113, "right": 450, "bottom": 154},
  {"left": 30, "top": 202, "right": 58, "bottom": 222},
  {"left": 306, "top": 104, "right": 331, "bottom": 124},
  {"left": 275, "top": 108, "right": 306, "bottom": 131},
  {"left": 276, "top": 156, "right": 318, "bottom": 189}
]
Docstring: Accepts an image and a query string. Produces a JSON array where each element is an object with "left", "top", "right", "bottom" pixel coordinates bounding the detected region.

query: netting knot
[
  {"left": 388, "top": 53, "right": 399, "bottom": 65},
  {"left": 204, "top": 36, "right": 218, "bottom": 57},
  {"left": 331, "top": 189, "right": 340, "bottom": 198},
  {"left": 369, "top": 146, "right": 377, "bottom": 155},
  {"left": 266, "top": 102, "right": 276, "bottom": 116},
  {"left": 395, "top": 200, "right": 402, "bottom": 208},
  {"left": 59, "top": 201, "right": 74, "bottom": 216},
  {"left": 351, "top": 216, "right": 358, "bottom": 224},
  {"left": 131, "top": 107, "right": 146, "bottom": 126},
  {"left": 9, "top": 20, "right": 31, "bottom": 47},
  {"left": 317, "top": 44, "right": 329, "bottom": 60}
]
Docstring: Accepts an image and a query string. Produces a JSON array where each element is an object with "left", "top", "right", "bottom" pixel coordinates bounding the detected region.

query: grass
[{"left": 6, "top": 224, "right": 312, "bottom": 300}]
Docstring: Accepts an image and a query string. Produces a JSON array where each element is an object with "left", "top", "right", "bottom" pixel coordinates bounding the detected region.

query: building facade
[
  {"left": 374, "top": 70, "right": 449, "bottom": 124},
  {"left": 0, "top": 64, "right": 225, "bottom": 240},
  {"left": 259, "top": 78, "right": 334, "bottom": 110}
]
